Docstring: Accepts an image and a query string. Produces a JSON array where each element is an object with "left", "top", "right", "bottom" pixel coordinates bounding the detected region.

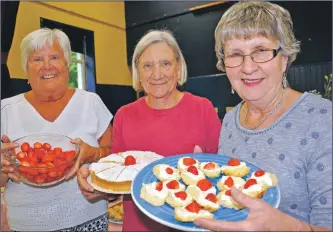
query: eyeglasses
[{"left": 222, "top": 47, "right": 282, "bottom": 68}]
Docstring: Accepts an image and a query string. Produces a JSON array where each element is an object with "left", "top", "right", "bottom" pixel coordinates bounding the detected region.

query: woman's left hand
[
  {"left": 65, "top": 138, "right": 99, "bottom": 180},
  {"left": 194, "top": 187, "right": 308, "bottom": 231}
]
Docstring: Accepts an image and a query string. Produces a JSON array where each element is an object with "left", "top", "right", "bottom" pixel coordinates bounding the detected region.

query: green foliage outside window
[{"left": 69, "top": 52, "right": 78, "bottom": 88}]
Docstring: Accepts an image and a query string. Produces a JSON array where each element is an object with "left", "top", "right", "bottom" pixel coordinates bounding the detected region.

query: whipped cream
[
  {"left": 250, "top": 172, "right": 273, "bottom": 187},
  {"left": 218, "top": 176, "right": 245, "bottom": 190},
  {"left": 178, "top": 157, "right": 199, "bottom": 171},
  {"left": 221, "top": 161, "right": 247, "bottom": 171},
  {"left": 154, "top": 164, "right": 180, "bottom": 181}
]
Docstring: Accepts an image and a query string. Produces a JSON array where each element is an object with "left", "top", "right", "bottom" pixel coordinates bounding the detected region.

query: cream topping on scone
[
  {"left": 177, "top": 157, "right": 199, "bottom": 171},
  {"left": 153, "top": 164, "right": 180, "bottom": 181}
]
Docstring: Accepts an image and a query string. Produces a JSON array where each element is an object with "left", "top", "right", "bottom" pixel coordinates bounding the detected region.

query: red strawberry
[
  {"left": 197, "top": 179, "right": 212, "bottom": 191},
  {"left": 20, "top": 160, "right": 30, "bottom": 167},
  {"left": 228, "top": 158, "right": 240, "bottom": 166},
  {"left": 53, "top": 147, "right": 63, "bottom": 153},
  {"left": 166, "top": 180, "right": 179, "bottom": 190},
  {"left": 183, "top": 157, "right": 196, "bottom": 166},
  {"left": 244, "top": 179, "right": 257, "bottom": 189},
  {"left": 124, "top": 155, "right": 136, "bottom": 166},
  {"left": 187, "top": 166, "right": 199, "bottom": 175},
  {"left": 36, "top": 163, "right": 48, "bottom": 174},
  {"left": 185, "top": 202, "right": 201, "bottom": 214},
  {"left": 225, "top": 190, "right": 231, "bottom": 196},
  {"left": 155, "top": 182, "right": 163, "bottom": 191},
  {"left": 42, "top": 143, "right": 51, "bottom": 151},
  {"left": 205, "top": 193, "right": 217, "bottom": 203},
  {"left": 224, "top": 177, "right": 234, "bottom": 188},
  {"left": 34, "top": 175, "right": 46, "bottom": 184},
  {"left": 254, "top": 170, "right": 265, "bottom": 177},
  {"left": 166, "top": 167, "right": 173, "bottom": 174},
  {"left": 203, "top": 162, "right": 216, "bottom": 170},
  {"left": 20, "top": 142, "right": 30, "bottom": 152},
  {"left": 28, "top": 151, "right": 39, "bottom": 163},
  {"left": 64, "top": 150, "right": 76, "bottom": 161},
  {"left": 16, "top": 151, "right": 26, "bottom": 160},
  {"left": 34, "top": 142, "right": 42, "bottom": 149},
  {"left": 175, "top": 191, "right": 187, "bottom": 200}
]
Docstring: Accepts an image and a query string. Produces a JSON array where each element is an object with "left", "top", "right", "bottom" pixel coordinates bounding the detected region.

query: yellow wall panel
[{"left": 7, "top": 2, "right": 132, "bottom": 86}]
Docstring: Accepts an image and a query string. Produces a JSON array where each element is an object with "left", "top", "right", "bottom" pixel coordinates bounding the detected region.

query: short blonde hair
[
  {"left": 215, "top": 1, "right": 300, "bottom": 71},
  {"left": 131, "top": 30, "right": 187, "bottom": 91},
  {"left": 20, "top": 28, "right": 72, "bottom": 73}
]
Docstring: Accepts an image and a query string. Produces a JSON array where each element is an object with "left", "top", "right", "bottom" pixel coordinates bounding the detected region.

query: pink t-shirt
[{"left": 112, "top": 92, "right": 222, "bottom": 231}]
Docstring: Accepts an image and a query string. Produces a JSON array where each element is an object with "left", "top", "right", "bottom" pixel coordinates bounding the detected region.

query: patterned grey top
[{"left": 218, "top": 92, "right": 332, "bottom": 229}]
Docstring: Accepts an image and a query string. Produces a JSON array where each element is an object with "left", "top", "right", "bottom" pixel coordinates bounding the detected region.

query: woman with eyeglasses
[{"left": 195, "top": 2, "right": 332, "bottom": 231}]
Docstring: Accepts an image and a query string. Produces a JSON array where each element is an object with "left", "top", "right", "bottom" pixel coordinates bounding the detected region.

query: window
[
  {"left": 40, "top": 18, "right": 96, "bottom": 92},
  {"left": 69, "top": 51, "right": 86, "bottom": 89}
]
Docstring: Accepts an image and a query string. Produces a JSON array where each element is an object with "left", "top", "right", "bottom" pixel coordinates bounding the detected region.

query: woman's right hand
[
  {"left": 1, "top": 135, "right": 21, "bottom": 183},
  {"left": 77, "top": 166, "right": 118, "bottom": 201}
]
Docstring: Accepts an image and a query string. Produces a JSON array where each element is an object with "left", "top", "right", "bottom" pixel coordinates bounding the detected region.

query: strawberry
[
  {"left": 225, "top": 190, "right": 231, "bottom": 196},
  {"left": 42, "top": 143, "right": 51, "bottom": 151},
  {"left": 205, "top": 193, "right": 217, "bottom": 203},
  {"left": 166, "top": 167, "right": 173, "bottom": 174},
  {"left": 175, "top": 191, "right": 187, "bottom": 200},
  {"left": 197, "top": 179, "right": 212, "bottom": 191},
  {"left": 203, "top": 162, "right": 215, "bottom": 170},
  {"left": 20, "top": 160, "right": 30, "bottom": 167},
  {"left": 42, "top": 154, "right": 54, "bottom": 163},
  {"left": 187, "top": 166, "right": 199, "bottom": 175},
  {"left": 183, "top": 157, "right": 196, "bottom": 166},
  {"left": 224, "top": 177, "right": 234, "bottom": 188},
  {"left": 36, "top": 163, "right": 48, "bottom": 174},
  {"left": 64, "top": 151, "right": 76, "bottom": 161},
  {"left": 34, "top": 142, "right": 42, "bottom": 149},
  {"left": 254, "top": 170, "right": 265, "bottom": 177},
  {"left": 53, "top": 147, "right": 63, "bottom": 153},
  {"left": 16, "top": 151, "right": 26, "bottom": 160},
  {"left": 48, "top": 170, "right": 58, "bottom": 178},
  {"left": 228, "top": 158, "right": 240, "bottom": 166},
  {"left": 185, "top": 202, "right": 201, "bottom": 214},
  {"left": 35, "top": 149, "right": 46, "bottom": 161},
  {"left": 166, "top": 180, "right": 179, "bottom": 190},
  {"left": 124, "top": 155, "right": 136, "bottom": 166},
  {"left": 155, "top": 182, "right": 163, "bottom": 191},
  {"left": 28, "top": 151, "right": 39, "bottom": 163},
  {"left": 244, "top": 179, "right": 257, "bottom": 189},
  {"left": 20, "top": 142, "right": 30, "bottom": 152},
  {"left": 34, "top": 175, "right": 46, "bottom": 184}
]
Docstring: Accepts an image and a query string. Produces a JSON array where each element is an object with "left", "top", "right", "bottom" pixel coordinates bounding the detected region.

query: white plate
[
  {"left": 87, "top": 175, "right": 130, "bottom": 194},
  {"left": 108, "top": 217, "right": 123, "bottom": 224}
]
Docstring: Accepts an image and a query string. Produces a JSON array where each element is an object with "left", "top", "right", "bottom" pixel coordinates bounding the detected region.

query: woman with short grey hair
[{"left": 195, "top": 1, "right": 332, "bottom": 231}]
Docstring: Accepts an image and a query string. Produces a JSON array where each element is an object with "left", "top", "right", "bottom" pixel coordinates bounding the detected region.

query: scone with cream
[
  {"left": 174, "top": 202, "right": 214, "bottom": 222},
  {"left": 217, "top": 176, "right": 245, "bottom": 191},
  {"left": 178, "top": 157, "right": 199, "bottom": 172},
  {"left": 163, "top": 180, "right": 186, "bottom": 194},
  {"left": 199, "top": 162, "right": 220, "bottom": 178},
  {"left": 180, "top": 165, "right": 205, "bottom": 185},
  {"left": 140, "top": 181, "right": 169, "bottom": 206},
  {"left": 186, "top": 179, "right": 216, "bottom": 201},
  {"left": 242, "top": 179, "right": 267, "bottom": 199},
  {"left": 153, "top": 164, "right": 180, "bottom": 181},
  {"left": 249, "top": 170, "right": 278, "bottom": 188},
  {"left": 195, "top": 193, "right": 220, "bottom": 212},
  {"left": 220, "top": 158, "right": 250, "bottom": 177},
  {"left": 166, "top": 190, "right": 193, "bottom": 208},
  {"left": 217, "top": 189, "right": 244, "bottom": 210}
]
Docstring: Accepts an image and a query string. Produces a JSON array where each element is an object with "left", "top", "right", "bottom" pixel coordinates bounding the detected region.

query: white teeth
[
  {"left": 41, "top": 74, "right": 56, "bottom": 79},
  {"left": 244, "top": 79, "right": 260, "bottom": 84}
]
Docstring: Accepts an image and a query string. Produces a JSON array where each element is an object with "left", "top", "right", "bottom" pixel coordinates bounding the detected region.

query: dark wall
[{"left": 125, "top": 1, "right": 332, "bottom": 118}]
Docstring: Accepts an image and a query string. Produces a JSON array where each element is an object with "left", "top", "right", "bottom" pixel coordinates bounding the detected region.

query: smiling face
[
  {"left": 27, "top": 41, "right": 69, "bottom": 96},
  {"left": 224, "top": 36, "right": 288, "bottom": 102},
  {"left": 137, "top": 42, "right": 181, "bottom": 99}
]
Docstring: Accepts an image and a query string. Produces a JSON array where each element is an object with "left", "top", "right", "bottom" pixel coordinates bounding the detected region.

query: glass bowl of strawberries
[{"left": 4, "top": 133, "right": 79, "bottom": 187}]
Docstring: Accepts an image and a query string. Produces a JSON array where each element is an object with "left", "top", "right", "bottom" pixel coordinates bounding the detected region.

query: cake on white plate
[
  {"left": 174, "top": 201, "right": 214, "bottom": 222},
  {"left": 153, "top": 164, "right": 180, "bottom": 181},
  {"left": 177, "top": 156, "right": 199, "bottom": 172},
  {"left": 89, "top": 151, "right": 162, "bottom": 193},
  {"left": 249, "top": 170, "right": 278, "bottom": 188},
  {"left": 199, "top": 162, "right": 220, "bottom": 178},
  {"left": 165, "top": 190, "right": 193, "bottom": 208},
  {"left": 140, "top": 181, "right": 169, "bottom": 206},
  {"left": 217, "top": 189, "right": 244, "bottom": 210},
  {"left": 241, "top": 178, "right": 267, "bottom": 199},
  {"left": 180, "top": 165, "right": 206, "bottom": 185},
  {"left": 220, "top": 158, "right": 250, "bottom": 177},
  {"left": 216, "top": 176, "right": 245, "bottom": 191}
]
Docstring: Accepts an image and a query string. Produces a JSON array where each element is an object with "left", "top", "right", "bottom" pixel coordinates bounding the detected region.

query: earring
[
  {"left": 231, "top": 87, "right": 235, "bottom": 94},
  {"left": 282, "top": 72, "right": 287, "bottom": 89},
  {"left": 27, "top": 80, "right": 29, "bottom": 85}
]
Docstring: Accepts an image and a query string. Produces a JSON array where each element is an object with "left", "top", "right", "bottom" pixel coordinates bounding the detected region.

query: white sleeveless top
[{"left": 1, "top": 89, "right": 113, "bottom": 231}]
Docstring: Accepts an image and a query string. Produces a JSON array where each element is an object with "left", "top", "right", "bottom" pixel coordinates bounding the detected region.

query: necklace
[{"left": 244, "top": 89, "right": 286, "bottom": 130}]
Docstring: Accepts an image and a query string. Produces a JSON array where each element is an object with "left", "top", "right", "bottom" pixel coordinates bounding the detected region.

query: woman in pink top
[{"left": 77, "top": 30, "right": 221, "bottom": 231}]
